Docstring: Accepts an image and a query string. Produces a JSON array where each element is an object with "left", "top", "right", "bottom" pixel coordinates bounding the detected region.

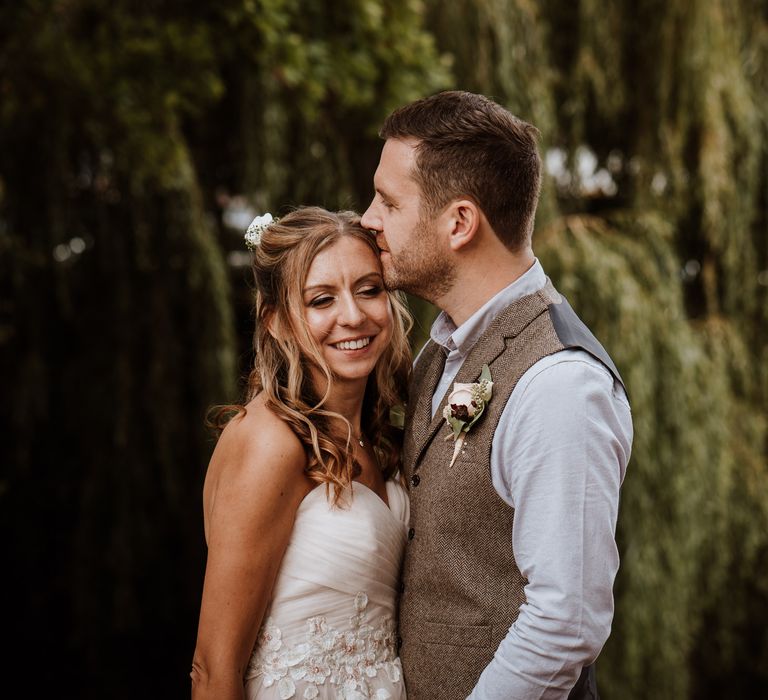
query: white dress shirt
[{"left": 424, "top": 260, "right": 633, "bottom": 700}]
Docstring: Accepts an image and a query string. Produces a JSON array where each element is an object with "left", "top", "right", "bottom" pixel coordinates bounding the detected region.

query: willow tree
[
  {"left": 426, "top": 0, "right": 768, "bottom": 697},
  {"left": 191, "top": 0, "right": 451, "bottom": 356},
  {"left": 0, "top": 1, "right": 447, "bottom": 696},
  {"left": 0, "top": 3, "right": 238, "bottom": 695}
]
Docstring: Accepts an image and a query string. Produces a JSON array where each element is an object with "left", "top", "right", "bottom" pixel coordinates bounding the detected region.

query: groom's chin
[
  {"left": 379, "top": 262, "right": 400, "bottom": 291},
  {"left": 378, "top": 253, "right": 414, "bottom": 293}
]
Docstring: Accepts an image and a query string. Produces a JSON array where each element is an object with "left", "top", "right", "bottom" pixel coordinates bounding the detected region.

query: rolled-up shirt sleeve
[{"left": 467, "top": 350, "right": 633, "bottom": 700}]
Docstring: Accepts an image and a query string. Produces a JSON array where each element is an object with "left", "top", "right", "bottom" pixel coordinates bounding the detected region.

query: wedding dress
[{"left": 245, "top": 479, "right": 409, "bottom": 700}]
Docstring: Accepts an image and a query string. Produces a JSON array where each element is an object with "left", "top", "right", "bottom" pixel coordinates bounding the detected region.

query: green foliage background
[{"left": 1, "top": 1, "right": 766, "bottom": 697}]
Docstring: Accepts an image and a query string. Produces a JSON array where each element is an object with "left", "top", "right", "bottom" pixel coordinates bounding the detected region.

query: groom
[{"left": 361, "top": 91, "right": 633, "bottom": 700}]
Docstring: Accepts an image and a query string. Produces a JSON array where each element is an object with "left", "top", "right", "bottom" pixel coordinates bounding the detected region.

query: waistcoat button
[
  {"left": 408, "top": 528, "right": 415, "bottom": 540},
  {"left": 410, "top": 474, "right": 420, "bottom": 487}
]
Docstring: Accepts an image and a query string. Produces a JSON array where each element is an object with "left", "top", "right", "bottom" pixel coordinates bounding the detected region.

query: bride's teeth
[{"left": 335, "top": 337, "right": 371, "bottom": 350}]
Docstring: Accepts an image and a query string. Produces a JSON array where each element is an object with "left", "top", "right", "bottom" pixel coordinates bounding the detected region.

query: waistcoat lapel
[
  {"left": 409, "top": 283, "right": 559, "bottom": 471},
  {"left": 410, "top": 343, "right": 446, "bottom": 447},
  {"left": 403, "top": 341, "right": 446, "bottom": 475}
]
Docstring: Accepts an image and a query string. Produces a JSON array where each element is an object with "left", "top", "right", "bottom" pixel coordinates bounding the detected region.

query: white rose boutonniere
[{"left": 442, "top": 364, "right": 493, "bottom": 467}]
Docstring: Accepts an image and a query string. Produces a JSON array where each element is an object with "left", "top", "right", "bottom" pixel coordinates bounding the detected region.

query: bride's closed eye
[
  {"left": 358, "top": 285, "right": 383, "bottom": 298},
  {"left": 308, "top": 295, "right": 334, "bottom": 308}
]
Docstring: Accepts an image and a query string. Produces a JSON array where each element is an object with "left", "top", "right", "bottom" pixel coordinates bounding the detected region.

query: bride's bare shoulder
[
  {"left": 222, "top": 394, "right": 303, "bottom": 454},
  {"left": 204, "top": 394, "right": 308, "bottom": 505}
]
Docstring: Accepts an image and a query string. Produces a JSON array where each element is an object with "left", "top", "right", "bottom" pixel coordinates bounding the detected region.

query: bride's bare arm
[{"left": 191, "top": 399, "right": 310, "bottom": 700}]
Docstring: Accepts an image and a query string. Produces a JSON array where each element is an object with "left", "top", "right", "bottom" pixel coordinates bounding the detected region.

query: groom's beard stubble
[{"left": 381, "top": 218, "right": 456, "bottom": 303}]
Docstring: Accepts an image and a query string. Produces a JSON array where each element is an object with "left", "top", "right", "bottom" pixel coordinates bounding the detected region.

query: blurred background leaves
[{"left": 1, "top": 1, "right": 766, "bottom": 697}]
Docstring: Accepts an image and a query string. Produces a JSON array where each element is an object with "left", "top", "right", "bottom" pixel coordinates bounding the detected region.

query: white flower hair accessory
[
  {"left": 245, "top": 212, "right": 274, "bottom": 249},
  {"left": 442, "top": 364, "right": 493, "bottom": 467}
]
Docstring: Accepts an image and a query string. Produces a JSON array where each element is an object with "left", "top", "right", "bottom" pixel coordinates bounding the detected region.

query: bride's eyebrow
[
  {"left": 354, "top": 272, "right": 383, "bottom": 285},
  {"left": 303, "top": 273, "right": 383, "bottom": 294},
  {"left": 303, "top": 283, "right": 335, "bottom": 293}
]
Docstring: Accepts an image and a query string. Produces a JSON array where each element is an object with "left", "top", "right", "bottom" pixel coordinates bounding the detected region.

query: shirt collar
[{"left": 430, "top": 258, "right": 547, "bottom": 356}]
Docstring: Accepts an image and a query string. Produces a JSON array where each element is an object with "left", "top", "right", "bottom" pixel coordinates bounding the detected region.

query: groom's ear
[{"left": 445, "top": 199, "right": 481, "bottom": 252}]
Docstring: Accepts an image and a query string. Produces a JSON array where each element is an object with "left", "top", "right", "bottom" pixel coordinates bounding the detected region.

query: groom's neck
[{"left": 437, "top": 244, "right": 535, "bottom": 328}]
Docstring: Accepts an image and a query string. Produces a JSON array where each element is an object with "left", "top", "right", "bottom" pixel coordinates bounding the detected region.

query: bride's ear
[{"left": 445, "top": 200, "right": 481, "bottom": 251}]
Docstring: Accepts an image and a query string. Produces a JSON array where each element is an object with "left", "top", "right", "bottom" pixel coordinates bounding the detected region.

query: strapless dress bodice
[{"left": 245, "top": 479, "right": 409, "bottom": 700}]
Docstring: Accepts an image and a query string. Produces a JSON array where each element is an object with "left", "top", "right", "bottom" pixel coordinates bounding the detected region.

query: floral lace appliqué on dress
[{"left": 248, "top": 592, "right": 403, "bottom": 700}]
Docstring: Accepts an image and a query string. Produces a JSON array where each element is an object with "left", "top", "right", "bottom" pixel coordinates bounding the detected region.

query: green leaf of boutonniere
[
  {"left": 447, "top": 415, "right": 464, "bottom": 439},
  {"left": 389, "top": 404, "right": 405, "bottom": 429}
]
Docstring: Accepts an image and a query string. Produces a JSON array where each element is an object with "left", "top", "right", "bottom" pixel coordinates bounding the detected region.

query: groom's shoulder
[
  {"left": 545, "top": 294, "right": 625, "bottom": 387},
  {"left": 509, "top": 348, "right": 629, "bottom": 411}
]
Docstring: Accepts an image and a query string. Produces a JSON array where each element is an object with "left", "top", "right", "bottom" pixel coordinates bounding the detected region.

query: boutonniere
[{"left": 442, "top": 364, "right": 493, "bottom": 467}]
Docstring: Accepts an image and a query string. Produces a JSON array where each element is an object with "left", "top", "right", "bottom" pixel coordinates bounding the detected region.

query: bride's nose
[{"left": 337, "top": 294, "right": 366, "bottom": 327}]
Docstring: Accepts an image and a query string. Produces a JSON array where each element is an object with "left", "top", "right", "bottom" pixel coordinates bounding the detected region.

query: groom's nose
[{"left": 360, "top": 202, "right": 380, "bottom": 234}]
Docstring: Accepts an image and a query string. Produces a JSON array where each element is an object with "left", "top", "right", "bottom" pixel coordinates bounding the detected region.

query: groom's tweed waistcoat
[{"left": 398, "top": 281, "right": 623, "bottom": 700}]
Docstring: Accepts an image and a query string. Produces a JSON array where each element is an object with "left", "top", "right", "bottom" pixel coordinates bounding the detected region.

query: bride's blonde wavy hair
[{"left": 212, "top": 207, "right": 412, "bottom": 502}]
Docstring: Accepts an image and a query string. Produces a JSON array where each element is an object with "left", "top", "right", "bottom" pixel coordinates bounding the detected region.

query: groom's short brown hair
[{"left": 380, "top": 91, "right": 542, "bottom": 252}]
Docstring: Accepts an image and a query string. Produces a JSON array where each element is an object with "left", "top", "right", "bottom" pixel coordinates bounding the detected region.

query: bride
[{"left": 191, "top": 207, "right": 412, "bottom": 700}]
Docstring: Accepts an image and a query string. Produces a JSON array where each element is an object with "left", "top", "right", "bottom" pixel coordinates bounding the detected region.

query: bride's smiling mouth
[{"left": 330, "top": 335, "right": 374, "bottom": 351}]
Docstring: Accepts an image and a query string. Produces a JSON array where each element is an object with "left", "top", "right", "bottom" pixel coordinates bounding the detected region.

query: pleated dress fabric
[{"left": 245, "top": 479, "right": 409, "bottom": 700}]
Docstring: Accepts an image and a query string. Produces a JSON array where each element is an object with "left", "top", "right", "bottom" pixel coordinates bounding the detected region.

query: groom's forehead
[
  {"left": 377, "top": 139, "right": 421, "bottom": 190},
  {"left": 381, "top": 138, "right": 418, "bottom": 170}
]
